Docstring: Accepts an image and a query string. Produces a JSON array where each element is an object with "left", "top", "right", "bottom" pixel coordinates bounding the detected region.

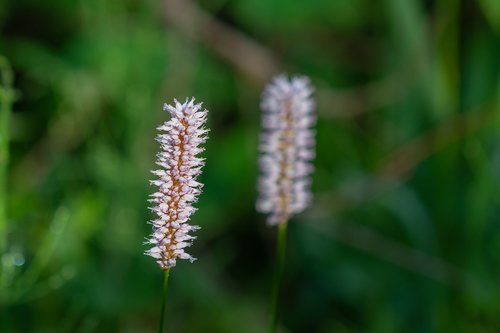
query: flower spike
[
  {"left": 146, "top": 98, "right": 208, "bottom": 269},
  {"left": 256, "top": 75, "right": 316, "bottom": 225}
]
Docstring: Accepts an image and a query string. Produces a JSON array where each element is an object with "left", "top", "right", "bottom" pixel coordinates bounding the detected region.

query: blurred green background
[{"left": 1, "top": 0, "right": 500, "bottom": 332}]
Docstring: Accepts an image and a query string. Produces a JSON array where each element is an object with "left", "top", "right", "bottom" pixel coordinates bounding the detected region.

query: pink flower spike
[
  {"left": 146, "top": 98, "right": 209, "bottom": 270},
  {"left": 256, "top": 75, "right": 316, "bottom": 226}
]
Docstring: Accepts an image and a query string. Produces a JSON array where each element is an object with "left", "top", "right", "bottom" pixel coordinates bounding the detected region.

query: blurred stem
[
  {"left": 269, "top": 222, "right": 288, "bottom": 333},
  {"left": 158, "top": 268, "right": 171, "bottom": 333},
  {"left": 435, "top": 0, "right": 460, "bottom": 117},
  {"left": 0, "top": 56, "right": 14, "bottom": 255},
  {"left": 384, "top": 0, "right": 434, "bottom": 112}
]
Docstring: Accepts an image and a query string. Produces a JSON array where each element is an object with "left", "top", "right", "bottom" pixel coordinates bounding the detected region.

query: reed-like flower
[
  {"left": 257, "top": 74, "right": 315, "bottom": 226},
  {"left": 145, "top": 98, "right": 208, "bottom": 270}
]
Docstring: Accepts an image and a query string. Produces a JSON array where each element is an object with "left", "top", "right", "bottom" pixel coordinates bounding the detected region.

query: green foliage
[{"left": 1, "top": 0, "right": 500, "bottom": 332}]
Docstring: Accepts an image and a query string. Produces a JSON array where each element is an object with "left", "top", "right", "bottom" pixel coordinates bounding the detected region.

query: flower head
[
  {"left": 256, "top": 75, "right": 316, "bottom": 226},
  {"left": 146, "top": 98, "right": 208, "bottom": 269}
]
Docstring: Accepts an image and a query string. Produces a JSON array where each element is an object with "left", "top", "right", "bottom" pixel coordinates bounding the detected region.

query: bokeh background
[{"left": 1, "top": 0, "right": 500, "bottom": 332}]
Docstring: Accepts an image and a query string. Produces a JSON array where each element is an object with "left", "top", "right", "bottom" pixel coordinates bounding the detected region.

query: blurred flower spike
[
  {"left": 145, "top": 98, "right": 209, "bottom": 270},
  {"left": 257, "top": 75, "right": 316, "bottom": 226}
]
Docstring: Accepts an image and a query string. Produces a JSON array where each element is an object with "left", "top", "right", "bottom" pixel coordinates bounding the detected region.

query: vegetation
[{"left": 1, "top": 0, "right": 499, "bottom": 332}]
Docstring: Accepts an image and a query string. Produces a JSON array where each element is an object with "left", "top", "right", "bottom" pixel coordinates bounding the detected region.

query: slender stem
[
  {"left": 0, "top": 56, "right": 13, "bottom": 255},
  {"left": 269, "top": 221, "right": 288, "bottom": 333},
  {"left": 158, "top": 268, "right": 171, "bottom": 333}
]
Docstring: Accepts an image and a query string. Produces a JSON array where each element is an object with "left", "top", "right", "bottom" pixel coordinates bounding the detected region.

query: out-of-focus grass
[
  {"left": 0, "top": 55, "right": 14, "bottom": 255},
  {"left": 0, "top": 0, "right": 500, "bottom": 332}
]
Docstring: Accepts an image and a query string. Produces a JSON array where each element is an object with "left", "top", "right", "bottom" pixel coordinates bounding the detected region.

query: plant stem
[
  {"left": 269, "top": 221, "right": 288, "bottom": 333},
  {"left": 158, "top": 268, "right": 171, "bottom": 333},
  {"left": 0, "top": 56, "right": 13, "bottom": 255}
]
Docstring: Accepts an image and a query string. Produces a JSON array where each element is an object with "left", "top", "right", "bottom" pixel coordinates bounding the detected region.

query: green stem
[
  {"left": 269, "top": 222, "right": 288, "bottom": 333},
  {"left": 158, "top": 268, "right": 171, "bottom": 333},
  {"left": 0, "top": 56, "right": 13, "bottom": 255}
]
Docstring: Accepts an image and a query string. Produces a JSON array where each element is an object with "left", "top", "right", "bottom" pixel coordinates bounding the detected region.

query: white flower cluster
[
  {"left": 257, "top": 75, "right": 316, "bottom": 226},
  {"left": 146, "top": 98, "right": 208, "bottom": 270}
]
